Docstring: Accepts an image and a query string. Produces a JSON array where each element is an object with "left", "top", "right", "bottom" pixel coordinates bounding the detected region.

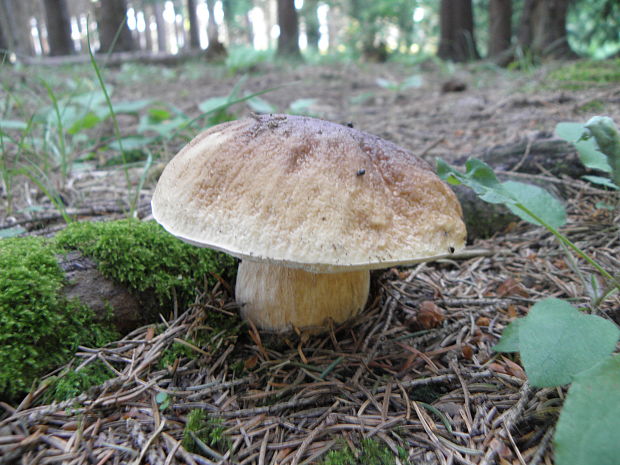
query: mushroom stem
[{"left": 235, "top": 260, "right": 370, "bottom": 332}]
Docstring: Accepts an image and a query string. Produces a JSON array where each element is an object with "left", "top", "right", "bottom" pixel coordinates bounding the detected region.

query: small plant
[
  {"left": 41, "top": 360, "right": 114, "bottom": 403},
  {"left": 321, "top": 438, "right": 404, "bottom": 465},
  {"left": 182, "top": 409, "right": 230, "bottom": 455},
  {"left": 437, "top": 116, "right": 620, "bottom": 465}
]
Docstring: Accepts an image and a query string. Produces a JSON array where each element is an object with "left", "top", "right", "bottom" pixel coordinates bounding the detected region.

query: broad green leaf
[
  {"left": 147, "top": 108, "right": 173, "bottom": 123},
  {"left": 555, "top": 122, "right": 611, "bottom": 172},
  {"left": 108, "top": 136, "right": 154, "bottom": 151},
  {"left": 289, "top": 98, "right": 317, "bottom": 115},
  {"left": 519, "top": 298, "right": 619, "bottom": 387},
  {"left": 503, "top": 181, "right": 566, "bottom": 229},
  {"left": 437, "top": 159, "right": 567, "bottom": 228},
  {"left": 67, "top": 112, "right": 101, "bottom": 135},
  {"left": 493, "top": 319, "right": 523, "bottom": 353},
  {"left": 198, "top": 96, "right": 230, "bottom": 114},
  {"left": 0, "top": 226, "right": 26, "bottom": 239},
  {"left": 376, "top": 78, "right": 397, "bottom": 89},
  {"left": 0, "top": 120, "right": 28, "bottom": 130},
  {"left": 402, "top": 75, "right": 423, "bottom": 89},
  {"left": 112, "top": 99, "right": 153, "bottom": 114},
  {"left": 247, "top": 95, "right": 277, "bottom": 114},
  {"left": 554, "top": 356, "right": 620, "bottom": 465},
  {"left": 581, "top": 175, "right": 619, "bottom": 190}
]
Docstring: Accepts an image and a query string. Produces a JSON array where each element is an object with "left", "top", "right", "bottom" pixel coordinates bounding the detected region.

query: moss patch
[
  {"left": 0, "top": 237, "right": 117, "bottom": 400},
  {"left": 321, "top": 438, "right": 406, "bottom": 465},
  {"left": 1, "top": 219, "right": 237, "bottom": 402},
  {"left": 548, "top": 59, "right": 620, "bottom": 90},
  {"left": 182, "top": 409, "right": 231, "bottom": 454},
  {"left": 55, "top": 219, "right": 237, "bottom": 309},
  {"left": 40, "top": 360, "right": 115, "bottom": 403}
]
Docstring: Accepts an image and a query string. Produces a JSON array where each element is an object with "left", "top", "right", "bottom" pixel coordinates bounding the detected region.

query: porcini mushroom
[{"left": 151, "top": 114, "right": 466, "bottom": 332}]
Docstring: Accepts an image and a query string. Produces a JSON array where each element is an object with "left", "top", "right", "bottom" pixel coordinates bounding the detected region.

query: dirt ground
[{"left": 0, "top": 59, "right": 619, "bottom": 464}]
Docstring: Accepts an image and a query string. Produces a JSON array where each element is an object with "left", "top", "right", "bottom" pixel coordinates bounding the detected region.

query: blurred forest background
[{"left": 1, "top": 0, "right": 619, "bottom": 66}]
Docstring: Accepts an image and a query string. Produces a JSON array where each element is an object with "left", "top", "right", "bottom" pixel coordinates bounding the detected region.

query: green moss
[
  {"left": 182, "top": 409, "right": 230, "bottom": 454},
  {"left": 321, "top": 438, "right": 403, "bottom": 465},
  {"left": 548, "top": 59, "right": 620, "bottom": 89},
  {"left": 55, "top": 219, "right": 237, "bottom": 309},
  {"left": 0, "top": 237, "right": 117, "bottom": 400},
  {"left": 40, "top": 360, "right": 114, "bottom": 403}
]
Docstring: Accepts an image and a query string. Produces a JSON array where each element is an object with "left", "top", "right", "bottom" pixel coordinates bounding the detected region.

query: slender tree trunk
[
  {"left": 205, "top": 0, "right": 226, "bottom": 57},
  {"left": 301, "top": 0, "right": 320, "bottom": 50},
  {"left": 141, "top": 2, "right": 153, "bottom": 52},
  {"left": 0, "top": 0, "right": 34, "bottom": 57},
  {"left": 42, "top": 0, "right": 74, "bottom": 56},
  {"left": 437, "top": 0, "right": 480, "bottom": 62},
  {"left": 0, "top": 11, "right": 9, "bottom": 61},
  {"left": 95, "top": 0, "right": 134, "bottom": 53},
  {"left": 153, "top": 1, "right": 167, "bottom": 53},
  {"left": 518, "top": 0, "right": 575, "bottom": 58},
  {"left": 488, "top": 0, "right": 512, "bottom": 62},
  {"left": 276, "top": 0, "right": 301, "bottom": 59},
  {"left": 186, "top": 0, "right": 201, "bottom": 48}
]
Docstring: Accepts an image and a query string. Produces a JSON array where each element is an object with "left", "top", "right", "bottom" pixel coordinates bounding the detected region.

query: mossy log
[{"left": 0, "top": 220, "right": 236, "bottom": 400}]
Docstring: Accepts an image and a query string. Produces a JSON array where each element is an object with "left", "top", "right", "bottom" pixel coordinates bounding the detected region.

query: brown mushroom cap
[{"left": 151, "top": 114, "right": 466, "bottom": 273}]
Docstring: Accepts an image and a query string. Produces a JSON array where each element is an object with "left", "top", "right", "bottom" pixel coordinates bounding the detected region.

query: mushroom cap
[{"left": 151, "top": 114, "right": 466, "bottom": 273}]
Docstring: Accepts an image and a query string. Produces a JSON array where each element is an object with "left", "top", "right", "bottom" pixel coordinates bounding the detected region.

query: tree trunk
[
  {"left": 95, "top": 0, "right": 134, "bottom": 53},
  {"left": 0, "top": 12, "right": 9, "bottom": 62},
  {"left": 276, "top": 0, "right": 301, "bottom": 59},
  {"left": 186, "top": 0, "right": 201, "bottom": 49},
  {"left": 302, "top": 0, "right": 320, "bottom": 50},
  {"left": 153, "top": 1, "right": 167, "bottom": 53},
  {"left": 205, "top": 0, "right": 226, "bottom": 57},
  {"left": 437, "top": 0, "right": 480, "bottom": 62},
  {"left": 518, "top": 0, "right": 575, "bottom": 58},
  {"left": 0, "top": 0, "right": 35, "bottom": 57},
  {"left": 42, "top": 0, "right": 74, "bottom": 56},
  {"left": 488, "top": 0, "right": 512, "bottom": 61}
]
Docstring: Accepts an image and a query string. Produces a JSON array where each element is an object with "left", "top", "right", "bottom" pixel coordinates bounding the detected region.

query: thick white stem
[{"left": 235, "top": 260, "right": 370, "bottom": 332}]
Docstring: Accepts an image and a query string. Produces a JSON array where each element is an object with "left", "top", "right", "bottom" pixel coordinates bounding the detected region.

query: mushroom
[{"left": 151, "top": 114, "right": 466, "bottom": 332}]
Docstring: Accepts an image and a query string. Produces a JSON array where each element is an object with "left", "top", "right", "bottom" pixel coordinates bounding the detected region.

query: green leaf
[
  {"left": 401, "top": 75, "right": 423, "bottom": 89},
  {"left": 376, "top": 77, "right": 397, "bottom": 89},
  {"left": 555, "top": 122, "right": 611, "bottom": 172},
  {"left": 554, "top": 356, "right": 620, "bottom": 465},
  {"left": 198, "top": 96, "right": 230, "bottom": 114},
  {"left": 0, "top": 226, "right": 26, "bottom": 239},
  {"left": 112, "top": 99, "right": 153, "bottom": 114},
  {"left": 246, "top": 95, "right": 277, "bottom": 114},
  {"left": 147, "top": 108, "right": 172, "bottom": 123},
  {"left": 503, "top": 181, "right": 567, "bottom": 229},
  {"left": 581, "top": 175, "right": 619, "bottom": 190},
  {"left": 108, "top": 136, "right": 154, "bottom": 151},
  {"left": 289, "top": 98, "right": 317, "bottom": 115},
  {"left": 518, "top": 298, "right": 619, "bottom": 387},
  {"left": 0, "top": 120, "right": 28, "bottom": 130},
  {"left": 493, "top": 319, "right": 523, "bottom": 353},
  {"left": 67, "top": 112, "right": 101, "bottom": 135}
]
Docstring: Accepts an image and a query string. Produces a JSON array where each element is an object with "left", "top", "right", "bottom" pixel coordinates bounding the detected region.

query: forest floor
[{"left": 0, "top": 57, "right": 619, "bottom": 464}]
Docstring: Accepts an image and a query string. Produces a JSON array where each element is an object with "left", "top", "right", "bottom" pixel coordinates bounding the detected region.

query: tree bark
[
  {"left": 153, "top": 1, "right": 167, "bottom": 53},
  {"left": 488, "top": 0, "right": 512, "bottom": 62},
  {"left": 186, "top": 0, "right": 201, "bottom": 49},
  {"left": 95, "top": 0, "right": 134, "bottom": 53},
  {"left": 518, "top": 0, "right": 575, "bottom": 58},
  {"left": 42, "top": 0, "right": 74, "bottom": 56},
  {"left": 276, "top": 0, "right": 302, "bottom": 59},
  {"left": 205, "top": 0, "right": 226, "bottom": 57},
  {"left": 0, "top": 12, "right": 9, "bottom": 62},
  {"left": 301, "top": 0, "right": 320, "bottom": 50},
  {"left": 0, "top": 0, "right": 35, "bottom": 57},
  {"left": 437, "top": 0, "right": 480, "bottom": 62}
]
